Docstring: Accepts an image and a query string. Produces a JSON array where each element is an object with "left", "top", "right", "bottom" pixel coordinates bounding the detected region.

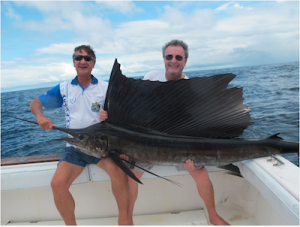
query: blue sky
[{"left": 1, "top": 1, "right": 299, "bottom": 92}]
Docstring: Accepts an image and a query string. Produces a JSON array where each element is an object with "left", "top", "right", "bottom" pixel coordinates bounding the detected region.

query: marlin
[{"left": 14, "top": 59, "right": 299, "bottom": 184}]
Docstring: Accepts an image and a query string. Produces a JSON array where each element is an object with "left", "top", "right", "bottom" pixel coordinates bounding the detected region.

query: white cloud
[
  {"left": 8, "top": 1, "right": 115, "bottom": 38},
  {"left": 34, "top": 43, "right": 79, "bottom": 56},
  {"left": 215, "top": 2, "right": 253, "bottom": 12},
  {"left": 1, "top": 62, "right": 76, "bottom": 89},
  {"left": 97, "top": 1, "right": 144, "bottom": 15},
  {"left": 1, "top": 1, "right": 299, "bottom": 91},
  {"left": 14, "top": 1, "right": 84, "bottom": 13},
  {"left": 215, "top": 2, "right": 233, "bottom": 11},
  {"left": 4, "top": 2, "right": 22, "bottom": 21},
  {"left": 233, "top": 3, "right": 252, "bottom": 11}
]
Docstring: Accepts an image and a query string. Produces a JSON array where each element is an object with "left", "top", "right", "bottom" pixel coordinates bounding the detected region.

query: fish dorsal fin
[
  {"left": 269, "top": 133, "right": 283, "bottom": 140},
  {"left": 104, "top": 59, "right": 253, "bottom": 138}
]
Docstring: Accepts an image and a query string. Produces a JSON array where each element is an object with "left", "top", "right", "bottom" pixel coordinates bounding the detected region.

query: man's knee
[
  {"left": 51, "top": 174, "right": 73, "bottom": 192},
  {"left": 51, "top": 175, "right": 65, "bottom": 192},
  {"left": 99, "top": 158, "right": 124, "bottom": 176},
  {"left": 51, "top": 176, "right": 61, "bottom": 192},
  {"left": 108, "top": 163, "right": 124, "bottom": 177}
]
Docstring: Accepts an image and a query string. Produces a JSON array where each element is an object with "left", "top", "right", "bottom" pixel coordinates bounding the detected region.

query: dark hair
[
  {"left": 162, "top": 40, "right": 189, "bottom": 59},
  {"left": 73, "top": 45, "right": 96, "bottom": 60}
]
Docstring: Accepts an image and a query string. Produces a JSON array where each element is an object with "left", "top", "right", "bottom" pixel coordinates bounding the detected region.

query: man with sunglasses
[
  {"left": 101, "top": 40, "right": 229, "bottom": 225},
  {"left": 139, "top": 40, "right": 230, "bottom": 225},
  {"left": 30, "top": 45, "right": 129, "bottom": 225}
]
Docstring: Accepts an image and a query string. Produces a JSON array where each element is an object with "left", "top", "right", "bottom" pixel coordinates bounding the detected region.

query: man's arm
[{"left": 30, "top": 98, "right": 55, "bottom": 130}]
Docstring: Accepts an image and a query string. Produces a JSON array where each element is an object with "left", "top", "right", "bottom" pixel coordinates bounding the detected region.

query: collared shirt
[
  {"left": 39, "top": 75, "right": 108, "bottom": 129},
  {"left": 143, "top": 70, "right": 188, "bottom": 81}
]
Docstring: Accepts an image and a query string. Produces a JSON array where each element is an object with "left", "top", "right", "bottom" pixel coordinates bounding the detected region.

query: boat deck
[{"left": 4, "top": 206, "right": 257, "bottom": 225}]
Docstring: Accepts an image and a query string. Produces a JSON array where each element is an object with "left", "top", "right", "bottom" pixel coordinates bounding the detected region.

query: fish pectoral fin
[
  {"left": 108, "top": 150, "right": 143, "bottom": 184},
  {"left": 122, "top": 159, "right": 182, "bottom": 187},
  {"left": 218, "top": 164, "right": 242, "bottom": 177}
]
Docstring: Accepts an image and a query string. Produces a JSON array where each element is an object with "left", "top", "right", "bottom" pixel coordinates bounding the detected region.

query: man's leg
[
  {"left": 188, "top": 168, "right": 229, "bottom": 225},
  {"left": 184, "top": 160, "right": 229, "bottom": 225},
  {"left": 118, "top": 155, "right": 145, "bottom": 224},
  {"left": 97, "top": 158, "right": 130, "bottom": 225},
  {"left": 51, "top": 161, "right": 84, "bottom": 225},
  {"left": 127, "top": 169, "right": 144, "bottom": 225}
]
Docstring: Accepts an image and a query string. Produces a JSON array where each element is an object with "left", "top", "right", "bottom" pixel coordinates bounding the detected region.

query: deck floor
[{"left": 5, "top": 206, "right": 257, "bottom": 225}]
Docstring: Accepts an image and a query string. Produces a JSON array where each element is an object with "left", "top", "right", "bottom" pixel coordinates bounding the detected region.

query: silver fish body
[{"left": 58, "top": 122, "right": 299, "bottom": 167}]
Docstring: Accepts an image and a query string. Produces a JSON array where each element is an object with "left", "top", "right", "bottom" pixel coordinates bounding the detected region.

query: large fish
[{"left": 14, "top": 59, "right": 299, "bottom": 183}]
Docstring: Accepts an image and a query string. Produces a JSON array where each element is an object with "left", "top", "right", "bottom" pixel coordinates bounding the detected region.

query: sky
[{"left": 1, "top": 1, "right": 299, "bottom": 92}]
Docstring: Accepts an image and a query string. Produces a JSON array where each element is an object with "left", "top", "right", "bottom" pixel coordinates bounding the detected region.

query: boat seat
[
  {"left": 1, "top": 162, "right": 89, "bottom": 191},
  {"left": 1, "top": 161, "right": 223, "bottom": 191}
]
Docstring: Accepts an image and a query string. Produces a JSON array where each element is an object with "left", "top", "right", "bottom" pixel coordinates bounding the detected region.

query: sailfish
[{"left": 14, "top": 59, "right": 299, "bottom": 184}]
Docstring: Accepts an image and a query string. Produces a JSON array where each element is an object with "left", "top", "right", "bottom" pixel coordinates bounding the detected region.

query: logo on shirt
[
  {"left": 91, "top": 102, "right": 101, "bottom": 112},
  {"left": 70, "top": 98, "right": 76, "bottom": 104}
]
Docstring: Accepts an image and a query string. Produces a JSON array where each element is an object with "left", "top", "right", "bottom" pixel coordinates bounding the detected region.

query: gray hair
[
  {"left": 73, "top": 45, "right": 96, "bottom": 60},
  {"left": 162, "top": 40, "right": 189, "bottom": 59}
]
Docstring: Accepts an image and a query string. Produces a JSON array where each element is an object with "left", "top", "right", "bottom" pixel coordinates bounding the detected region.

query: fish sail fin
[
  {"left": 122, "top": 159, "right": 182, "bottom": 187},
  {"left": 108, "top": 150, "right": 143, "bottom": 184},
  {"left": 105, "top": 59, "right": 253, "bottom": 138}
]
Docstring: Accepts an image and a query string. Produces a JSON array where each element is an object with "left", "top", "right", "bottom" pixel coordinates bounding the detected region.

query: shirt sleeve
[
  {"left": 143, "top": 70, "right": 161, "bottom": 80},
  {"left": 143, "top": 70, "right": 166, "bottom": 81},
  {"left": 143, "top": 71, "right": 151, "bottom": 80},
  {"left": 39, "top": 84, "right": 63, "bottom": 109}
]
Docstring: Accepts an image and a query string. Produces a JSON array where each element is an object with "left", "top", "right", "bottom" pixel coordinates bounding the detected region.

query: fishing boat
[{"left": 1, "top": 153, "right": 299, "bottom": 225}]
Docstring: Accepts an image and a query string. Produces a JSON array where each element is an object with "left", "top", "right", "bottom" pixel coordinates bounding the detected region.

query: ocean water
[{"left": 1, "top": 61, "right": 299, "bottom": 166}]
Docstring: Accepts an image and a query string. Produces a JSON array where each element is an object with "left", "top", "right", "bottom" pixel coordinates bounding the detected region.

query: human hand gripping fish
[
  {"left": 36, "top": 115, "right": 56, "bottom": 130},
  {"left": 99, "top": 109, "right": 108, "bottom": 122},
  {"left": 184, "top": 159, "right": 203, "bottom": 170}
]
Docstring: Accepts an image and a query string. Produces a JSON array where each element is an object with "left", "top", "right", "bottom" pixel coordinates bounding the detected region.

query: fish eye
[{"left": 78, "top": 134, "right": 84, "bottom": 140}]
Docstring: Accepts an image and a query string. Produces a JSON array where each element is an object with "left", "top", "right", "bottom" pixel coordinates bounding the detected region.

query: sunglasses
[
  {"left": 74, "top": 55, "right": 94, "bottom": 62},
  {"left": 165, "top": 54, "right": 184, "bottom": 61}
]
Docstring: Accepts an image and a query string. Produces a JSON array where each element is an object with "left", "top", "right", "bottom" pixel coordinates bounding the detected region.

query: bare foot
[
  {"left": 210, "top": 215, "right": 230, "bottom": 225},
  {"left": 118, "top": 217, "right": 130, "bottom": 225}
]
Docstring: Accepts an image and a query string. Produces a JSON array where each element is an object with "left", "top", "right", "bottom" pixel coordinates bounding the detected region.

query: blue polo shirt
[{"left": 39, "top": 75, "right": 108, "bottom": 130}]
